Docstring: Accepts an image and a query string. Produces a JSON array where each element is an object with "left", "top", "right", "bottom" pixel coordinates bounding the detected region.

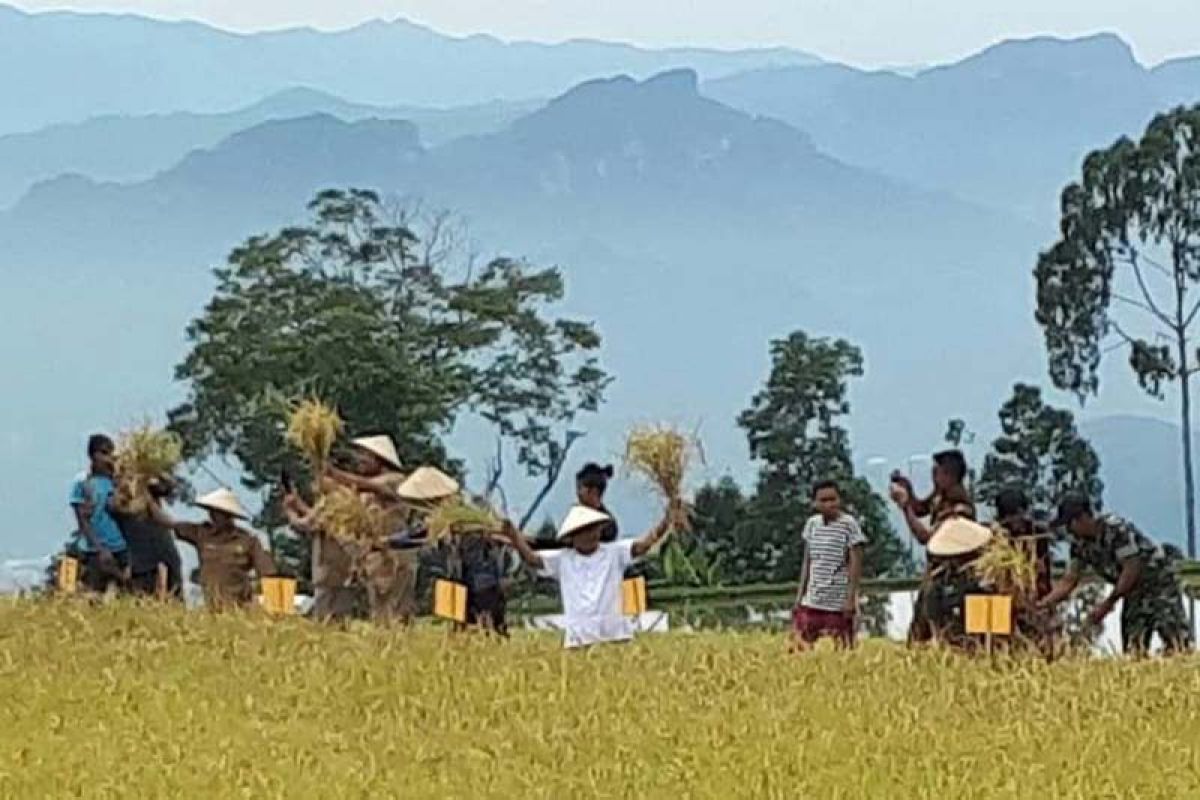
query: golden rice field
[{"left": 2, "top": 600, "right": 1199, "bottom": 799}]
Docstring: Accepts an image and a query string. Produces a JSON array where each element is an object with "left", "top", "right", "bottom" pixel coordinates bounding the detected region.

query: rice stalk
[
  {"left": 425, "top": 500, "right": 502, "bottom": 542},
  {"left": 313, "top": 486, "right": 392, "bottom": 543},
  {"left": 114, "top": 425, "right": 183, "bottom": 514},
  {"left": 970, "top": 532, "right": 1039, "bottom": 603},
  {"left": 286, "top": 397, "right": 343, "bottom": 479},
  {"left": 624, "top": 425, "right": 701, "bottom": 530}
]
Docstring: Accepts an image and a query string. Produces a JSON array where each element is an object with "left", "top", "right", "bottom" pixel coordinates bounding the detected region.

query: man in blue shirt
[{"left": 68, "top": 434, "right": 130, "bottom": 592}]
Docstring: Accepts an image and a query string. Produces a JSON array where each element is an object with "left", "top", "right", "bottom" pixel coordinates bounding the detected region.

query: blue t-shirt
[{"left": 68, "top": 474, "right": 127, "bottom": 553}]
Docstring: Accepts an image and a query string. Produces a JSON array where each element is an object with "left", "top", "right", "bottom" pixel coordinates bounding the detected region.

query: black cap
[{"left": 1051, "top": 493, "right": 1093, "bottom": 528}]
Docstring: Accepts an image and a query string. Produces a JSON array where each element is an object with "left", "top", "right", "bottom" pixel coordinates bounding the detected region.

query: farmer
[
  {"left": 154, "top": 488, "right": 277, "bottom": 610},
  {"left": 922, "top": 517, "right": 992, "bottom": 648},
  {"left": 1039, "top": 494, "right": 1192, "bottom": 655},
  {"left": 285, "top": 435, "right": 405, "bottom": 621},
  {"left": 114, "top": 476, "right": 184, "bottom": 599},
  {"left": 992, "top": 488, "right": 1052, "bottom": 599},
  {"left": 68, "top": 434, "right": 130, "bottom": 594},
  {"left": 793, "top": 480, "right": 866, "bottom": 650},
  {"left": 501, "top": 501, "right": 681, "bottom": 648},
  {"left": 890, "top": 449, "right": 976, "bottom": 643}
]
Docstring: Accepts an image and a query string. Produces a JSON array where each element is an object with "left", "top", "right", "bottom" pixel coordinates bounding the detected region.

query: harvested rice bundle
[
  {"left": 425, "top": 500, "right": 502, "bottom": 542},
  {"left": 114, "top": 425, "right": 183, "bottom": 514},
  {"left": 624, "top": 425, "right": 700, "bottom": 530},
  {"left": 286, "top": 398, "right": 343, "bottom": 478},
  {"left": 970, "top": 532, "right": 1039, "bottom": 602},
  {"left": 313, "top": 486, "right": 392, "bottom": 543}
]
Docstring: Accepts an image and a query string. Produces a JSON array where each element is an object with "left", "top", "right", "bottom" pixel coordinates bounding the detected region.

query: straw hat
[
  {"left": 195, "top": 488, "right": 249, "bottom": 520},
  {"left": 558, "top": 505, "right": 612, "bottom": 541},
  {"left": 928, "top": 518, "right": 993, "bottom": 557},
  {"left": 397, "top": 466, "right": 460, "bottom": 501},
  {"left": 351, "top": 435, "right": 403, "bottom": 470}
]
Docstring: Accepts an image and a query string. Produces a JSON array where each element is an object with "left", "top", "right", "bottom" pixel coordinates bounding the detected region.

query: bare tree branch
[
  {"left": 1128, "top": 250, "right": 1175, "bottom": 328},
  {"left": 518, "top": 431, "right": 585, "bottom": 530}
]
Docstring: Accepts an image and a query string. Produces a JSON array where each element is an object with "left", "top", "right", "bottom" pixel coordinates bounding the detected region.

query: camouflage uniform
[
  {"left": 1070, "top": 514, "right": 1192, "bottom": 654},
  {"left": 909, "top": 487, "right": 977, "bottom": 644},
  {"left": 922, "top": 557, "right": 986, "bottom": 649},
  {"left": 175, "top": 523, "right": 276, "bottom": 610}
]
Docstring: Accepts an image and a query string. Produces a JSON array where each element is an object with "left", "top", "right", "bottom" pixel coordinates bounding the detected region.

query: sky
[{"left": 8, "top": 0, "right": 1200, "bottom": 68}]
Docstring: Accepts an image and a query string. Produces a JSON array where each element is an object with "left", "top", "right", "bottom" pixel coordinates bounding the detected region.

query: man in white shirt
[{"left": 502, "top": 501, "right": 681, "bottom": 648}]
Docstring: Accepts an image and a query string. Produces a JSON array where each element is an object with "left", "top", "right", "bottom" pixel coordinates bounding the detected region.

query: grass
[{"left": 2, "top": 600, "right": 1199, "bottom": 798}]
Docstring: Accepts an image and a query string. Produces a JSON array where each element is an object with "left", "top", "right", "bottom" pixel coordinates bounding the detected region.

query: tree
[
  {"left": 976, "top": 383, "right": 1104, "bottom": 516},
  {"left": 170, "top": 188, "right": 610, "bottom": 516},
  {"left": 722, "top": 332, "right": 910, "bottom": 583},
  {"left": 1035, "top": 105, "right": 1200, "bottom": 559}
]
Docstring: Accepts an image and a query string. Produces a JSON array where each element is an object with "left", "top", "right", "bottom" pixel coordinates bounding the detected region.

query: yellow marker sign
[
  {"left": 965, "top": 594, "right": 1013, "bottom": 636},
  {"left": 434, "top": 579, "right": 468, "bottom": 623},
  {"left": 622, "top": 577, "right": 647, "bottom": 616},
  {"left": 56, "top": 557, "right": 80, "bottom": 594},
  {"left": 261, "top": 577, "right": 297, "bottom": 615}
]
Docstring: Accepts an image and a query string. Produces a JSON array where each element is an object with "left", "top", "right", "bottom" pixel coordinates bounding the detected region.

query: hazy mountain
[
  {"left": 0, "top": 3, "right": 817, "bottom": 135},
  {"left": 0, "top": 88, "right": 537, "bottom": 208},
  {"left": 707, "top": 34, "right": 1200, "bottom": 224},
  {"left": 1082, "top": 415, "right": 1198, "bottom": 552},
  {"left": 1, "top": 69, "right": 1054, "bottom": 556}
]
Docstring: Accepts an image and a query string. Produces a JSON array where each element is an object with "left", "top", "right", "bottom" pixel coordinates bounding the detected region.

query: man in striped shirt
[{"left": 793, "top": 480, "right": 867, "bottom": 650}]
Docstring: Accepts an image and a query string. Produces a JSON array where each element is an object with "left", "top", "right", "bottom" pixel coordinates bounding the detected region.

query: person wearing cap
[
  {"left": 501, "top": 500, "right": 683, "bottom": 649},
  {"left": 992, "top": 488, "right": 1052, "bottom": 600},
  {"left": 153, "top": 488, "right": 277, "bottom": 610},
  {"left": 889, "top": 449, "right": 976, "bottom": 644},
  {"left": 285, "top": 435, "right": 405, "bottom": 622},
  {"left": 1039, "top": 495, "right": 1192, "bottom": 655},
  {"left": 68, "top": 433, "right": 131, "bottom": 594}
]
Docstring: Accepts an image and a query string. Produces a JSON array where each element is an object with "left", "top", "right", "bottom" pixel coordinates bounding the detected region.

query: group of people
[
  {"left": 66, "top": 431, "right": 1194, "bottom": 654},
  {"left": 65, "top": 431, "right": 679, "bottom": 649},
  {"left": 790, "top": 448, "right": 1194, "bottom": 655}
]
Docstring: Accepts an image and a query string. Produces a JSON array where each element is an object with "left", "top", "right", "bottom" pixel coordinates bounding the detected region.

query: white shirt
[{"left": 540, "top": 539, "right": 637, "bottom": 648}]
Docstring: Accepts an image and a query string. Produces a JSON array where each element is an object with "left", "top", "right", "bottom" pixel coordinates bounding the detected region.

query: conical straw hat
[
  {"left": 351, "top": 435, "right": 403, "bottom": 470},
  {"left": 558, "top": 505, "right": 612, "bottom": 540},
  {"left": 195, "top": 488, "right": 249, "bottom": 520},
  {"left": 397, "top": 466, "right": 460, "bottom": 501},
  {"left": 928, "top": 517, "right": 993, "bottom": 557}
]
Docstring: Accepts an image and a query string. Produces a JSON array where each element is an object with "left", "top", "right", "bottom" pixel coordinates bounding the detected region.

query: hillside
[
  {"left": 0, "top": 3, "right": 816, "bottom": 134},
  {"left": 707, "top": 34, "right": 1200, "bottom": 223}
]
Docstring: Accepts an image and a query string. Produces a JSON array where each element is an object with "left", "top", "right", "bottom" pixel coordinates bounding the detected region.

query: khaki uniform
[
  {"left": 311, "top": 534, "right": 368, "bottom": 621},
  {"left": 353, "top": 471, "right": 416, "bottom": 623},
  {"left": 176, "top": 523, "right": 276, "bottom": 610}
]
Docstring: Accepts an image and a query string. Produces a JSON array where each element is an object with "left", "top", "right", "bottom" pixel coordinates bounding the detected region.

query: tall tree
[
  {"left": 726, "top": 331, "right": 910, "bottom": 582},
  {"left": 1035, "top": 105, "right": 1200, "bottom": 558},
  {"left": 170, "top": 188, "right": 610, "bottom": 512},
  {"left": 976, "top": 383, "right": 1104, "bottom": 516}
]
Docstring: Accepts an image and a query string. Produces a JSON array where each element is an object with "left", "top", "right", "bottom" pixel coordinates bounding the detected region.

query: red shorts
[{"left": 793, "top": 605, "right": 855, "bottom": 647}]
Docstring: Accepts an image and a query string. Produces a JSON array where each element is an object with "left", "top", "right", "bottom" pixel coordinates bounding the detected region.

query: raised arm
[
  {"left": 500, "top": 520, "right": 545, "bottom": 570},
  {"left": 326, "top": 466, "right": 400, "bottom": 504},
  {"left": 631, "top": 500, "right": 683, "bottom": 559}
]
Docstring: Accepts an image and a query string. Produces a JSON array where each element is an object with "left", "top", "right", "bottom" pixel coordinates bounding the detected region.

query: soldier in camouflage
[{"left": 1040, "top": 494, "right": 1192, "bottom": 655}]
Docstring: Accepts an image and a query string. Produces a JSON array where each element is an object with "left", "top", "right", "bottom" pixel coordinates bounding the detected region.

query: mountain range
[
  {"left": 707, "top": 33, "right": 1200, "bottom": 223},
  {"left": 3, "top": 6, "right": 1200, "bottom": 557},
  {"left": 0, "top": 2, "right": 816, "bottom": 135}
]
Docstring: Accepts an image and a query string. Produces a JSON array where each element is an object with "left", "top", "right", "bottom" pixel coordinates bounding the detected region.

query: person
[
  {"left": 992, "top": 488, "right": 1052, "bottom": 600},
  {"left": 792, "top": 480, "right": 866, "bottom": 650},
  {"left": 890, "top": 449, "right": 976, "bottom": 644},
  {"left": 154, "top": 488, "right": 277, "bottom": 610},
  {"left": 530, "top": 462, "right": 621, "bottom": 551},
  {"left": 68, "top": 434, "right": 130, "bottom": 594},
  {"left": 284, "top": 435, "right": 405, "bottom": 622},
  {"left": 1039, "top": 494, "right": 1192, "bottom": 655},
  {"left": 501, "top": 501, "right": 681, "bottom": 649},
  {"left": 114, "top": 477, "right": 184, "bottom": 599},
  {"left": 922, "top": 517, "right": 993, "bottom": 648}
]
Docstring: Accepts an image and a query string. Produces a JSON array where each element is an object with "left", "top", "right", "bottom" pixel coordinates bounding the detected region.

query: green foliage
[
  {"left": 690, "top": 333, "right": 910, "bottom": 587},
  {"left": 1035, "top": 104, "right": 1200, "bottom": 554},
  {"left": 977, "top": 383, "right": 1104, "bottom": 516},
  {"left": 169, "top": 189, "right": 610, "bottom": 515}
]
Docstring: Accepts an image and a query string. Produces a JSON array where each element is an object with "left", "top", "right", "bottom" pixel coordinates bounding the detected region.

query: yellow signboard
[
  {"left": 434, "top": 579, "right": 468, "bottom": 623},
  {"left": 965, "top": 595, "right": 1013, "bottom": 636},
  {"left": 56, "top": 557, "right": 80, "bottom": 594},
  {"left": 261, "top": 577, "right": 297, "bottom": 615},
  {"left": 622, "top": 577, "right": 648, "bottom": 616}
]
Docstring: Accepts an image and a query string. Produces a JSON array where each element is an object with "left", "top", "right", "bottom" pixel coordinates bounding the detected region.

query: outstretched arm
[
  {"left": 500, "top": 520, "right": 545, "bottom": 570},
  {"left": 632, "top": 499, "right": 684, "bottom": 559}
]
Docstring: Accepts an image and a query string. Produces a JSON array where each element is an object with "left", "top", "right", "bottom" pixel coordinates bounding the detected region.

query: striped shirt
[{"left": 800, "top": 513, "right": 867, "bottom": 612}]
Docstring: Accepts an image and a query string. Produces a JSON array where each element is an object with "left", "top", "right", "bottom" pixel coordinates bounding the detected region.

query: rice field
[{"left": 2, "top": 600, "right": 1199, "bottom": 799}]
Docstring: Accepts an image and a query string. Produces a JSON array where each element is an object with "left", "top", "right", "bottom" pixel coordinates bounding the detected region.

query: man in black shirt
[{"left": 115, "top": 478, "right": 183, "bottom": 599}]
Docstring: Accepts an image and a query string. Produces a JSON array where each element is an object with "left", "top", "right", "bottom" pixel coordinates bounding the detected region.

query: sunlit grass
[{"left": 1, "top": 599, "right": 1198, "bottom": 798}]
